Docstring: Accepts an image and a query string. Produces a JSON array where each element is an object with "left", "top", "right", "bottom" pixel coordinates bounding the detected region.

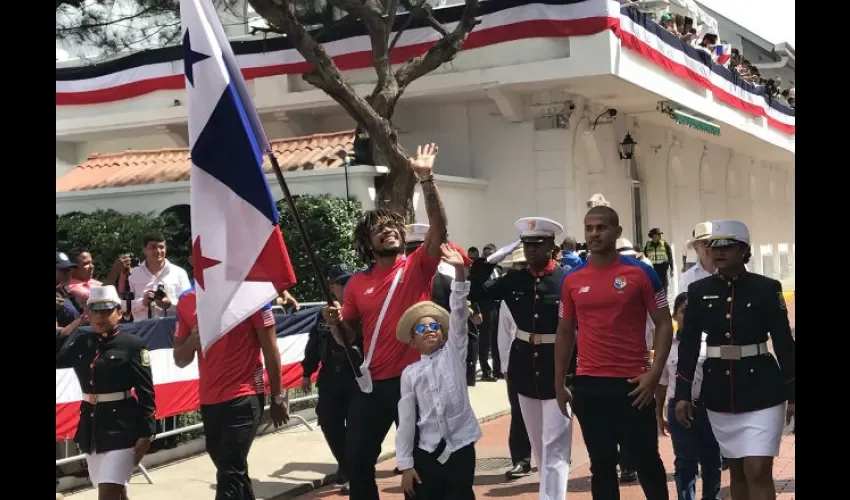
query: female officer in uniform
[
  {"left": 56, "top": 285, "right": 157, "bottom": 500},
  {"left": 675, "top": 220, "right": 795, "bottom": 500}
]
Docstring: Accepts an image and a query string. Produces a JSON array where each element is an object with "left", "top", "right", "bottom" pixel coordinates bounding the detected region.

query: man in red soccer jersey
[
  {"left": 172, "top": 290, "right": 289, "bottom": 500},
  {"left": 554, "top": 205, "right": 674, "bottom": 500},
  {"left": 321, "top": 143, "right": 448, "bottom": 500}
]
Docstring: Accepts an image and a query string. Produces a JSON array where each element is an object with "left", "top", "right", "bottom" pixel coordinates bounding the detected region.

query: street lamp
[{"left": 619, "top": 132, "right": 637, "bottom": 160}]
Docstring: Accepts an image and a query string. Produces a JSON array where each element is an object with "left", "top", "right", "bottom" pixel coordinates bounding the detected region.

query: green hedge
[
  {"left": 55, "top": 194, "right": 363, "bottom": 301},
  {"left": 277, "top": 195, "right": 363, "bottom": 302}
]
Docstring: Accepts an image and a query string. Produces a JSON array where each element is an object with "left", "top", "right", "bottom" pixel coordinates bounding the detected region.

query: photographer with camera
[{"left": 127, "top": 232, "right": 192, "bottom": 321}]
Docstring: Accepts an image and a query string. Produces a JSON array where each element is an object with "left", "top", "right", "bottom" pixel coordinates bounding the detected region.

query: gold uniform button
[
  {"left": 725, "top": 333, "right": 731, "bottom": 338},
  {"left": 536, "top": 295, "right": 540, "bottom": 299},
  {"left": 536, "top": 278, "right": 541, "bottom": 283},
  {"left": 535, "top": 371, "right": 540, "bottom": 376},
  {"left": 726, "top": 297, "right": 732, "bottom": 302},
  {"left": 534, "top": 352, "right": 539, "bottom": 358},
  {"left": 726, "top": 313, "right": 731, "bottom": 319},
  {"left": 747, "top": 303, "right": 751, "bottom": 307},
  {"left": 534, "top": 313, "right": 539, "bottom": 318},
  {"left": 750, "top": 369, "right": 754, "bottom": 373},
  {"left": 724, "top": 370, "right": 730, "bottom": 376}
]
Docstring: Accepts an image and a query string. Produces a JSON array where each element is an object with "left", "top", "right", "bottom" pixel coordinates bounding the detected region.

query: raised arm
[
  {"left": 412, "top": 144, "right": 448, "bottom": 258},
  {"left": 443, "top": 244, "right": 470, "bottom": 356}
]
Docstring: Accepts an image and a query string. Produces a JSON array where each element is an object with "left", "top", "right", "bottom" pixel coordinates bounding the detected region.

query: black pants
[
  {"left": 407, "top": 443, "right": 476, "bottom": 500},
  {"left": 200, "top": 394, "right": 264, "bottom": 500},
  {"left": 653, "top": 263, "right": 670, "bottom": 292},
  {"left": 346, "top": 377, "right": 402, "bottom": 500},
  {"left": 317, "top": 377, "right": 353, "bottom": 482},
  {"left": 618, "top": 441, "right": 634, "bottom": 471},
  {"left": 572, "top": 377, "right": 668, "bottom": 500},
  {"left": 506, "top": 376, "right": 531, "bottom": 464},
  {"left": 477, "top": 305, "right": 500, "bottom": 376}
]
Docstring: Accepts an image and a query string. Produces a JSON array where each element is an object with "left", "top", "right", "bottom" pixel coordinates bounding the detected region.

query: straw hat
[{"left": 396, "top": 301, "right": 450, "bottom": 344}]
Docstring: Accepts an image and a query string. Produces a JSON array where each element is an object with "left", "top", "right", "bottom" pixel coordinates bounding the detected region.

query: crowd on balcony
[{"left": 655, "top": 12, "right": 795, "bottom": 110}]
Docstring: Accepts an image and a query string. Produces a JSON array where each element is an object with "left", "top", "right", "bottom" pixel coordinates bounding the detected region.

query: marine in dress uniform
[
  {"left": 301, "top": 264, "right": 360, "bottom": 494},
  {"left": 495, "top": 247, "right": 534, "bottom": 478},
  {"left": 470, "top": 217, "right": 572, "bottom": 500},
  {"left": 56, "top": 286, "right": 156, "bottom": 498},
  {"left": 675, "top": 220, "right": 795, "bottom": 499}
]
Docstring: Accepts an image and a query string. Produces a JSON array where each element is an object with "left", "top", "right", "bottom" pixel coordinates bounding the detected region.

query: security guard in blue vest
[
  {"left": 301, "top": 264, "right": 360, "bottom": 495},
  {"left": 56, "top": 285, "right": 156, "bottom": 499}
]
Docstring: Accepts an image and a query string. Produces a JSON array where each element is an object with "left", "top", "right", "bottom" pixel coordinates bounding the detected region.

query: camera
[{"left": 153, "top": 284, "right": 167, "bottom": 301}]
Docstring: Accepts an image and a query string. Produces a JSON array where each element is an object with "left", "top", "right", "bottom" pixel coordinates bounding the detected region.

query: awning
[{"left": 673, "top": 110, "right": 721, "bottom": 136}]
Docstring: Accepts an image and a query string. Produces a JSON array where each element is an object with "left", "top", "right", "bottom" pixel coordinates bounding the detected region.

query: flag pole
[{"left": 266, "top": 152, "right": 363, "bottom": 378}]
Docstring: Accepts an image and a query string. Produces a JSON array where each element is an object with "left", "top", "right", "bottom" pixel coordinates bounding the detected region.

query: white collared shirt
[
  {"left": 679, "top": 261, "right": 713, "bottom": 293},
  {"left": 128, "top": 259, "right": 192, "bottom": 320},
  {"left": 659, "top": 333, "right": 708, "bottom": 401},
  {"left": 396, "top": 280, "right": 482, "bottom": 470}
]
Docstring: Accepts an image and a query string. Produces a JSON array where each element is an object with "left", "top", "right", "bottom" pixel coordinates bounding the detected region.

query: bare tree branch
[
  {"left": 248, "top": 0, "right": 407, "bottom": 165},
  {"left": 396, "top": 0, "right": 480, "bottom": 89}
]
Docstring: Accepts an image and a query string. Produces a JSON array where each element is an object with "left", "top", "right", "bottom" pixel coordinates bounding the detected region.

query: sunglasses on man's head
[{"left": 414, "top": 322, "right": 441, "bottom": 335}]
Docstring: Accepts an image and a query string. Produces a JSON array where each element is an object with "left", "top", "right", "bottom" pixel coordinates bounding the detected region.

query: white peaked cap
[
  {"left": 87, "top": 285, "right": 122, "bottom": 311},
  {"left": 708, "top": 220, "right": 750, "bottom": 246},
  {"left": 514, "top": 217, "right": 564, "bottom": 240}
]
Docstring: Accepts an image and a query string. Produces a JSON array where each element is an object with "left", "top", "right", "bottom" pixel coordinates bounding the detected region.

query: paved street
[{"left": 297, "top": 414, "right": 795, "bottom": 500}]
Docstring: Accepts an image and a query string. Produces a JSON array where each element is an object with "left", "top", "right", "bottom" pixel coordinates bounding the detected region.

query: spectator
[
  {"left": 56, "top": 251, "right": 83, "bottom": 328},
  {"left": 68, "top": 251, "right": 102, "bottom": 309},
  {"left": 127, "top": 232, "right": 192, "bottom": 320}
]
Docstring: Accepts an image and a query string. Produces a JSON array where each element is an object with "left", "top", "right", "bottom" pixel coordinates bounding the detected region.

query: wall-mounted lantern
[{"left": 619, "top": 133, "right": 637, "bottom": 160}]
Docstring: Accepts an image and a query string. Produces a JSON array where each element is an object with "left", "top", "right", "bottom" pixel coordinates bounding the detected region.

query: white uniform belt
[
  {"left": 516, "top": 329, "right": 556, "bottom": 345},
  {"left": 705, "top": 342, "right": 769, "bottom": 360},
  {"left": 82, "top": 391, "right": 132, "bottom": 404}
]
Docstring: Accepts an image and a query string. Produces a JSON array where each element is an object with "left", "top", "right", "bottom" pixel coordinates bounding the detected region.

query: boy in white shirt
[{"left": 395, "top": 244, "right": 482, "bottom": 499}]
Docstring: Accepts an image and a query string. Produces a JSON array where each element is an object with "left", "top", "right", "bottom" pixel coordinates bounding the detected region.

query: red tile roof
[{"left": 56, "top": 130, "right": 355, "bottom": 193}]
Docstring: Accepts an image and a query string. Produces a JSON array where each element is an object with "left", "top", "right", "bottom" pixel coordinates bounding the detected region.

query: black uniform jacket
[
  {"left": 675, "top": 272, "right": 795, "bottom": 413},
  {"left": 56, "top": 328, "right": 157, "bottom": 454},
  {"left": 302, "top": 309, "right": 359, "bottom": 390},
  {"left": 469, "top": 258, "right": 504, "bottom": 312},
  {"left": 471, "top": 261, "right": 565, "bottom": 400}
]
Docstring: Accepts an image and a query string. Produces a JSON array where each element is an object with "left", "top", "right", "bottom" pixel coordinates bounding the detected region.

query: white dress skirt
[
  {"left": 706, "top": 403, "right": 786, "bottom": 458},
  {"left": 85, "top": 448, "right": 137, "bottom": 486}
]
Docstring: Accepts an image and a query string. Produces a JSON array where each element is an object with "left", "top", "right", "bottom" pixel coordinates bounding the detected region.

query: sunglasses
[{"left": 413, "top": 322, "right": 441, "bottom": 335}]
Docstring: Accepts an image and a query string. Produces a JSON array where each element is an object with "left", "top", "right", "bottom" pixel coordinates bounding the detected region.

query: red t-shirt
[
  {"left": 559, "top": 255, "right": 668, "bottom": 378},
  {"left": 175, "top": 291, "right": 276, "bottom": 405},
  {"left": 342, "top": 245, "right": 441, "bottom": 380}
]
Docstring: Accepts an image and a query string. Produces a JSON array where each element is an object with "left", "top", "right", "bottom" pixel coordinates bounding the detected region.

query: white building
[{"left": 55, "top": 0, "right": 795, "bottom": 296}]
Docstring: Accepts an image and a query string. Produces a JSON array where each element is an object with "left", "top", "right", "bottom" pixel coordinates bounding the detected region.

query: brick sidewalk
[{"left": 297, "top": 414, "right": 795, "bottom": 499}]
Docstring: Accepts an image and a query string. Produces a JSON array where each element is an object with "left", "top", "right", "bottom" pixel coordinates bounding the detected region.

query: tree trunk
[{"left": 371, "top": 136, "right": 416, "bottom": 221}]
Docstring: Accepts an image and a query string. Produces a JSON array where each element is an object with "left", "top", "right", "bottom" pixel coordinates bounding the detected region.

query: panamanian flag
[
  {"left": 713, "top": 43, "right": 732, "bottom": 66},
  {"left": 180, "top": 0, "right": 297, "bottom": 353}
]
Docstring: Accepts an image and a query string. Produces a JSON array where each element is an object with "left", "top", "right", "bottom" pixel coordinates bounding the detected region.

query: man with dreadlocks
[{"left": 322, "top": 143, "right": 449, "bottom": 500}]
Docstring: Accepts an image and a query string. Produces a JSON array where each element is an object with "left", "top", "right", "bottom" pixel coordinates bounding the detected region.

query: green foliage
[
  {"left": 277, "top": 195, "right": 363, "bottom": 303},
  {"left": 56, "top": 210, "right": 191, "bottom": 281}
]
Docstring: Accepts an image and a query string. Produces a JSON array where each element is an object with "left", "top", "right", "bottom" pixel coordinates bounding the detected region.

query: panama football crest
[{"left": 613, "top": 276, "right": 628, "bottom": 291}]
